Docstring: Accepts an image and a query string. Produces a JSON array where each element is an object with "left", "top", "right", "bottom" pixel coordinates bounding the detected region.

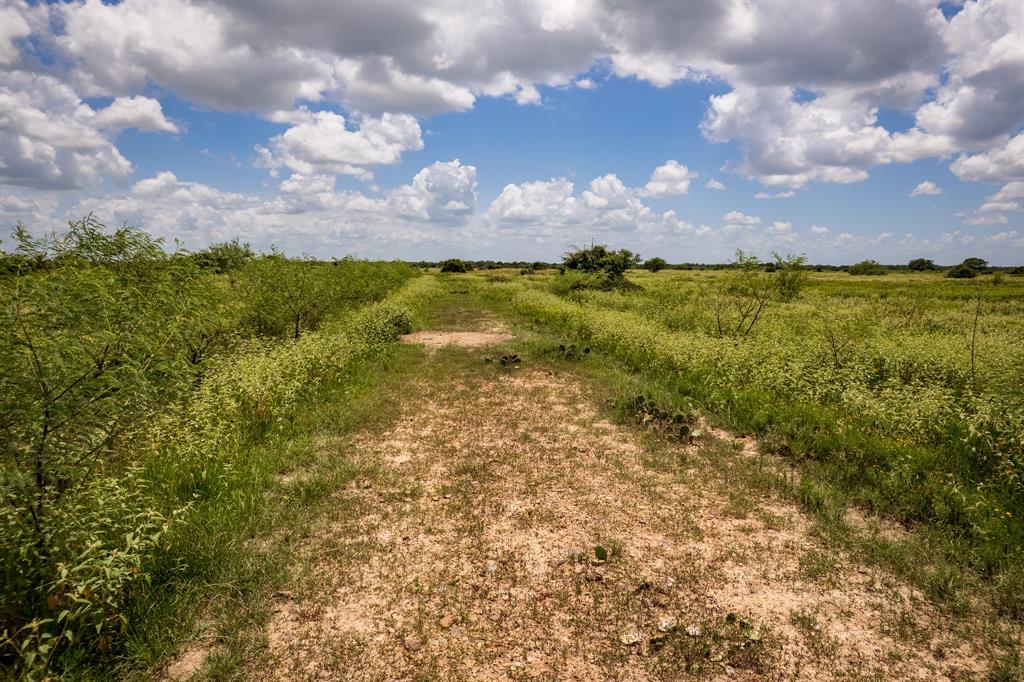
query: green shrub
[
  {"left": 439, "top": 259, "right": 470, "bottom": 273},
  {"left": 773, "top": 252, "right": 809, "bottom": 302},
  {"left": 946, "top": 264, "right": 977, "bottom": 279},
  {"left": 908, "top": 258, "right": 936, "bottom": 271},
  {"left": 848, "top": 260, "right": 886, "bottom": 276},
  {"left": 643, "top": 257, "right": 668, "bottom": 272}
]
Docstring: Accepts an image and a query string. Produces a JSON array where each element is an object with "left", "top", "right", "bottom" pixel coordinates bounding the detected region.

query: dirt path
[{"left": 249, "top": 323, "right": 992, "bottom": 681}]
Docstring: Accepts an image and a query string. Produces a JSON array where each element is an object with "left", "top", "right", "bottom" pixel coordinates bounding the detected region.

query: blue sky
[{"left": 1, "top": 0, "right": 1022, "bottom": 264}]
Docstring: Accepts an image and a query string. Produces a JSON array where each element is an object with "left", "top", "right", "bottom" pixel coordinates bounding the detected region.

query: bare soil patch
[
  {"left": 400, "top": 330, "right": 513, "bottom": 350},
  {"left": 251, "top": 361, "right": 993, "bottom": 681}
]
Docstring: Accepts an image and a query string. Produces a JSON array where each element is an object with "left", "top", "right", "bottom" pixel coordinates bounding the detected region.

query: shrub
[
  {"left": 960, "top": 257, "right": 988, "bottom": 272},
  {"left": 562, "top": 244, "right": 640, "bottom": 279},
  {"left": 773, "top": 252, "right": 809, "bottom": 302},
  {"left": 439, "top": 258, "right": 469, "bottom": 273},
  {"left": 908, "top": 258, "right": 936, "bottom": 271},
  {"left": 848, "top": 260, "right": 886, "bottom": 276},
  {"left": 643, "top": 257, "right": 668, "bottom": 272},
  {"left": 0, "top": 217, "right": 216, "bottom": 674},
  {"left": 946, "top": 264, "right": 977, "bottom": 279},
  {"left": 193, "top": 239, "right": 254, "bottom": 274}
]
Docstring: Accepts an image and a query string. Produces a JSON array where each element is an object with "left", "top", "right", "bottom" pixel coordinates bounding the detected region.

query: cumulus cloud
[
  {"left": 639, "top": 160, "right": 697, "bottom": 198},
  {"left": 949, "top": 133, "right": 1024, "bottom": 183},
  {"left": 722, "top": 211, "right": 761, "bottom": 226},
  {"left": 3, "top": 0, "right": 1021, "bottom": 196},
  {"left": 810, "top": 224, "right": 830, "bottom": 235},
  {"left": 387, "top": 159, "right": 477, "bottom": 224},
  {"left": 754, "top": 190, "right": 795, "bottom": 199},
  {"left": 705, "top": 178, "right": 726, "bottom": 190},
  {"left": 910, "top": 181, "right": 943, "bottom": 197},
  {"left": 91, "top": 96, "right": 178, "bottom": 133},
  {"left": 0, "top": 71, "right": 134, "bottom": 189},
  {"left": 256, "top": 110, "right": 423, "bottom": 180}
]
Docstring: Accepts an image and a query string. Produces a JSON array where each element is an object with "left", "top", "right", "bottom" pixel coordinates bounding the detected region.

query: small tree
[
  {"left": 563, "top": 244, "right": 640, "bottom": 278},
  {"left": 908, "top": 258, "right": 936, "bottom": 271},
  {"left": 713, "top": 250, "right": 775, "bottom": 338},
  {"left": 643, "top": 257, "right": 668, "bottom": 272},
  {"left": 960, "top": 257, "right": 988, "bottom": 272},
  {"left": 773, "top": 252, "right": 808, "bottom": 301}
]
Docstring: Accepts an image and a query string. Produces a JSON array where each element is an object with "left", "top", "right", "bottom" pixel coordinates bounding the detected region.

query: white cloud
[
  {"left": 754, "top": 190, "right": 795, "bottom": 199},
  {"left": 705, "top": 178, "right": 726, "bottom": 190},
  {"left": 767, "top": 220, "right": 792, "bottom": 234},
  {"left": 964, "top": 214, "right": 1008, "bottom": 226},
  {"left": 722, "top": 211, "right": 761, "bottom": 225},
  {"left": 910, "top": 180, "right": 943, "bottom": 197},
  {"left": 257, "top": 110, "right": 423, "bottom": 180},
  {"left": 91, "top": 96, "right": 178, "bottom": 133},
  {"left": 810, "top": 224, "right": 830, "bottom": 235},
  {"left": 639, "top": 160, "right": 697, "bottom": 198},
  {"left": 949, "top": 133, "right": 1024, "bottom": 183},
  {"left": 0, "top": 71, "right": 133, "bottom": 189},
  {"left": 0, "top": 3, "right": 31, "bottom": 66},
  {"left": 387, "top": 159, "right": 477, "bottom": 224},
  {"left": 488, "top": 178, "right": 578, "bottom": 224},
  {"left": 575, "top": 78, "right": 596, "bottom": 90}
]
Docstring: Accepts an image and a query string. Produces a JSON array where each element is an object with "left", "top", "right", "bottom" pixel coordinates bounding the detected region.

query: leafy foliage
[
  {"left": 559, "top": 244, "right": 641, "bottom": 290},
  {"left": 643, "top": 257, "right": 668, "bottom": 272},
  {"left": 908, "top": 258, "right": 936, "bottom": 271},
  {"left": 772, "top": 252, "right": 809, "bottom": 302},
  {"left": 0, "top": 217, "right": 430, "bottom": 676},
  {"left": 848, "top": 260, "right": 886, "bottom": 276},
  {"left": 439, "top": 258, "right": 470, "bottom": 273}
]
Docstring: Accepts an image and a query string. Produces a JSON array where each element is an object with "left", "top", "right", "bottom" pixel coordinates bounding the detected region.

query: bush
[
  {"left": 557, "top": 244, "right": 641, "bottom": 292},
  {"left": 908, "top": 258, "right": 936, "bottom": 271},
  {"left": 643, "top": 257, "right": 668, "bottom": 272},
  {"left": 239, "top": 256, "right": 414, "bottom": 339},
  {"left": 0, "top": 217, "right": 217, "bottom": 674},
  {"left": 193, "top": 239, "right": 254, "bottom": 274},
  {"left": 439, "top": 259, "right": 469, "bottom": 273},
  {"left": 773, "top": 252, "right": 809, "bottom": 302},
  {"left": 946, "top": 264, "right": 977, "bottom": 279},
  {"left": 848, "top": 260, "right": 886, "bottom": 276}
]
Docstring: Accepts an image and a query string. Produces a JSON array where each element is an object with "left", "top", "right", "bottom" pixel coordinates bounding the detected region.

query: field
[{"left": 2, "top": 231, "right": 1023, "bottom": 680}]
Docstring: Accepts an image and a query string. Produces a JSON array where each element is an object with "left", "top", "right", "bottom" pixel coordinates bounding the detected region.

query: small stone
[
  {"left": 432, "top": 495, "right": 440, "bottom": 501},
  {"left": 439, "top": 615, "right": 456, "bottom": 629},
  {"left": 403, "top": 635, "right": 424, "bottom": 652},
  {"left": 657, "top": 617, "right": 678, "bottom": 633},
  {"left": 483, "top": 560, "right": 499, "bottom": 575},
  {"left": 448, "top": 625, "right": 467, "bottom": 639},
  {"left": 685, "top": 625, "right": 702, "bottom": 637},
  {"left": 725, "top": 665, "right": 736, "bottom": 677}
]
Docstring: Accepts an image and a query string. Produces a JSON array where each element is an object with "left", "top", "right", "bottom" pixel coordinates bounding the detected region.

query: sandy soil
[{"left": 246, "top": 349, "right": 990, "bottom": 681}]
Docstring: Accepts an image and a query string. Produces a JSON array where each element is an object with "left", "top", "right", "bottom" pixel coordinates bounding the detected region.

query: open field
[{"left": 2, "top": 240, "right": 1023, "bottom": 680}]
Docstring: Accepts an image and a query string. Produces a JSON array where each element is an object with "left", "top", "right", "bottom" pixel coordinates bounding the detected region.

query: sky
[{"left": 0, "top": 0, "right": 1022, "bottom": 264}]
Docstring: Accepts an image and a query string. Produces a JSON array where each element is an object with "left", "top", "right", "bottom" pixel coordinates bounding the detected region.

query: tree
[
  {"left": 908, "top": 258, "right": 936, "bottom": 271},
  {"left": 773, "top": 252, "right": 809, "bottom": 301},
  {"left": 960, "top": 257, "right": 988, "bottom": 272},
  {"left": 643, "top": 257, "right": 668, "bottom": 272},
  {"left": 563, "top": 244, "right": 640, "bottom": 279}
]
